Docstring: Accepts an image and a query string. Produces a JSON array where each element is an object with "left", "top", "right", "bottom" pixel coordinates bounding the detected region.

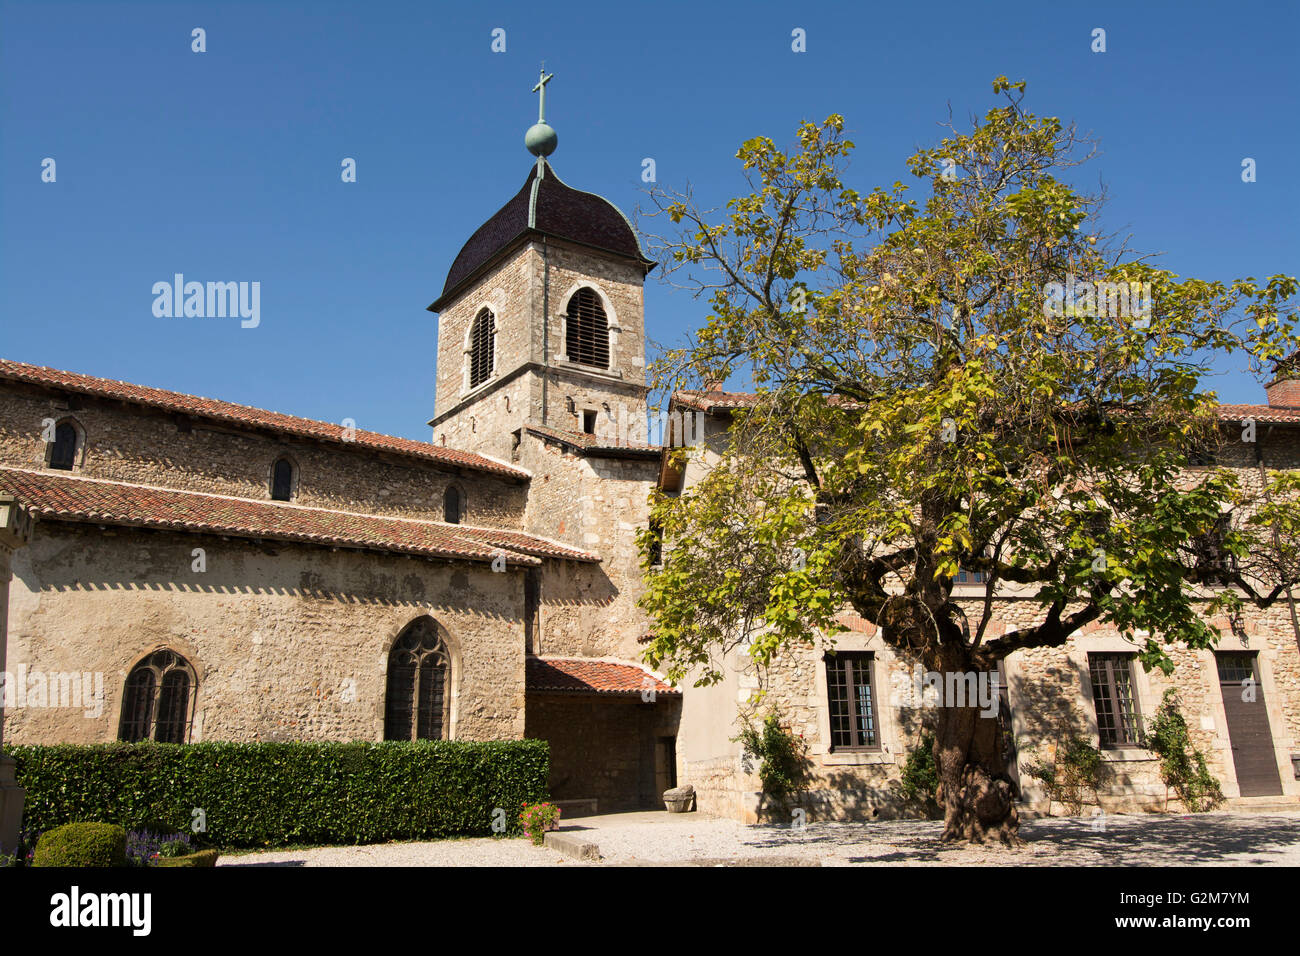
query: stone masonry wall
[
  {"left": 2, "top": 521, "right": 527, "bottom": 745},
  {"left": 525, "top": 693, "right": 679, "bottom": 812},
  {"left": 0, "top": 382, "right": 527, "bottom": 528},
  {"left": 431, "top": 239, "right": 649, "bottom": 458},
  {"left": 519, "top": 433, "right": 659, "bottom": 661}
]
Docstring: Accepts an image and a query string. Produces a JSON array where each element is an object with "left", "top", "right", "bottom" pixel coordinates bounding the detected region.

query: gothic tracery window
[
  {"left": 565, "top": 287, "right": 609, "bottom": 368},
  {"left": 119, "top": 649, "right": 196, "bottom": 743},
  {"left": 384, "top": 618, "right": 451, "bottom": 740},
  {"left": 469, "top": 308, "right": 496, "bottom": 388}
]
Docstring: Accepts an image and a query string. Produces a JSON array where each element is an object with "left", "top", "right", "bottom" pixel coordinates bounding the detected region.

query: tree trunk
[{"left": 933, "top": 694, "right": 1022, "bottom": 846}]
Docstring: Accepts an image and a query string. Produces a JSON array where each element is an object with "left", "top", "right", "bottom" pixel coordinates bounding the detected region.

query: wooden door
[{"left": 1216, "top": 653, "right": 1283, "bottom": 797}]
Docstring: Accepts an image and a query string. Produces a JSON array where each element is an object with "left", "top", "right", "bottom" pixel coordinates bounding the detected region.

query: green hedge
[
  {"left": 4, "top": 740, "right": 549, "bottom": 849},
  {"left": 34, "top": 823, "right": 128, "bottom": 867}
]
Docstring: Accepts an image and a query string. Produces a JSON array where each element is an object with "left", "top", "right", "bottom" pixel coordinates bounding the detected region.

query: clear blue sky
[{"left": 2, "top": 0, "right": 1296, "bottom": 441}]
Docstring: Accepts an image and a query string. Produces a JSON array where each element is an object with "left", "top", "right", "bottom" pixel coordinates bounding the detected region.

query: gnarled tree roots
[{"left": 938, "top": 765, "right": 1022, "bottom": 846}]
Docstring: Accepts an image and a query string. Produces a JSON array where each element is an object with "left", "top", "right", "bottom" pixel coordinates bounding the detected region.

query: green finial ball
[{"left": 525, "top": 122, "right": 557, "bottom": 157}]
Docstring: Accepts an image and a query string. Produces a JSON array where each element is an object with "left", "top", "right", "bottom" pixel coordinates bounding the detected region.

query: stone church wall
[
  {"left": 431, "top": 239, "right": 649, "bottom": 451},
  {"left": 0, "top": 380, "right": 527, "bottom": 527},
  {"left": 519, "top": 433, "right": 658, "bottom": 661},
  {"left": 2, "top": 521, "right": 527, "bottom": 745}
]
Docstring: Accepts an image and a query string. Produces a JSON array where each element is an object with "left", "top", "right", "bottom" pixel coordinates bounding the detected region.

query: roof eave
[{"left": 428, "top": 231, "right": 655, "bottom": 315}]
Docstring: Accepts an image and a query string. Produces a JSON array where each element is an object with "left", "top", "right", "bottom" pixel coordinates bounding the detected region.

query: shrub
[
  {"left": 33, "top": 823, "right": 127, "bottom": 867},
  {"left": 518, "top": 802, "right": 561, "bottom": 845},
  {"left": 156, "top": 849, "right": 219, "bottom": 868},
  {"left": 1146, "top": 689, "right": 1225, "bottom": 812},
  {"left": 6, "top": 739, "right": 549, "bottom": 849},
  {"left": 127, "top": 830, "right": 192, "bottom": 866},
  {"left": 735, "top": 713, "right": 811, "bottom": 819},
  {"left": 900, "top": 731, "right": 941, "bottom": 813},
  {"left": 1025, "top": 735, "right": 1105, "bottom": 815}
]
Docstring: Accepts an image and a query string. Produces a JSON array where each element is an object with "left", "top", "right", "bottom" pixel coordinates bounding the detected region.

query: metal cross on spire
[{"left": 532, "top": 67, "right": 554, "bottom": 123}]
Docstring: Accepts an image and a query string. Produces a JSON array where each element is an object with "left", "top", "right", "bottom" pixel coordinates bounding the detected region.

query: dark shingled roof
[{"left": 430, "top": 159, "right": 654, "bottom": 312}]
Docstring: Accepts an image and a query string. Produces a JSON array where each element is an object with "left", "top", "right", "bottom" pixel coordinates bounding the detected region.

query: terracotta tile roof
[
  {"left": 525, "top": 657, "right": 679, "bottom": 696},
  {"left": 0, "top": 467, "right": 600, "bottom": 565},
  {"left": 1214, "top": 403, "right": 1300, "bottom": 424},
  {"left": 525, "top": 424, "right": 662, "bottom": 458},
  {"left": 673, "top": 390, "right": 762, "bottom": 413},
  {"left": 676, "top": 390, "right": 1300, "bottom": 424},
  {"left": 0, "top": 359, "right": 528, "bottom": 480}
]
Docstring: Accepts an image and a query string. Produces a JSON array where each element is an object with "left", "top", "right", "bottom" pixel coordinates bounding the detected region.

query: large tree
[{"left": 638, "top": 78, "right": 1300, "bottom": 844}]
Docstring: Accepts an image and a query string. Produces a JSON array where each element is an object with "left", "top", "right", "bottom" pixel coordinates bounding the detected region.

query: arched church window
[
  {"left": 444, "top": 485, "right": 463, "bottom": 524},
  {"left": 271, "top": 457, "right": 295, "bottom": 501},
  {"left": 384, "top": 618, "right": 451, "bottom": 740},
  {"left": 469, "top": 308, "right": 496, "bottom": 388},
  {"left": 47, "top": 419, "right": 79, "bottom": 470},
  {"left": 119, "top": 649, "right": 196, "bottom": 743},
  {"left": 565, "top": 287, "right": 609, "bottom": 368}
]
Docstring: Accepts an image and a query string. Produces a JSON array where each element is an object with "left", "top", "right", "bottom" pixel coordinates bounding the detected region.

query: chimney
[
  {"left": 1266, "top": 353, "right": 1300, "bottom": 408},
  {"left": 703, "top": 379, "right": 723, "bottom": 393}
]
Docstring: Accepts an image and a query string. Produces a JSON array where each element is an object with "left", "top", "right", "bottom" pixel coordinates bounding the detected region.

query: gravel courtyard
[{"left": 220, "top": 808, "right": 1300, "bottom": 867}]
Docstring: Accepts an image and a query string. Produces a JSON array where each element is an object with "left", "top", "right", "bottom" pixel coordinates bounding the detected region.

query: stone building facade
[
  {"left": 2, "top": 113, "right": 1297, "bottom": 839},
  {"left": 668, "top": 389, "right": 1300, "bottom": 822}
]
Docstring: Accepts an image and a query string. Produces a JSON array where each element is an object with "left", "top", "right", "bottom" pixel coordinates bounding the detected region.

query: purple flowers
[{"left": 126, "top": 830, "right": 192, "bottom": 866}]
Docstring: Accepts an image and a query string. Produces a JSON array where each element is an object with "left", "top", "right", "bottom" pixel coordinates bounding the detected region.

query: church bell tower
[{"left": 428, "top": 70, "right": 655, "bottom": 461}]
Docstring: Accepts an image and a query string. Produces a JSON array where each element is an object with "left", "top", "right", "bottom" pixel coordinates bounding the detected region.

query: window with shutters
[
  {"left": 1088, "top": 652, "right": 1143, "bottom": 747},
  {"left": 469, "top": 308, "right": 496, "bottom": 388},
  {"left": 565, "top": 287, "right": 609, "bottom": 368},
  {"left": 384, "top": 617, "right": 451, "bottom": 741},
  {"left": 119, "top": 649, "right": 196, "bottom": 743},
  {"left": 47, "top": 419, "right": 80, "bottom": 470},
  {"left": 826, "top": 651, "right": 879, "bottom": 751}
]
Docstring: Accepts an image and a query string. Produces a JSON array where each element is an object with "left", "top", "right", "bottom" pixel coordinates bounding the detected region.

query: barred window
[
  {"left": 119, "top": 649, "right": 196, "bottom": 743},
  {"left": 48, "top": 420, "right": 78, "bottom": 470},
  {"left": 469, "top": 308, "right": 496, "bottom": 388},
  {"left": 271, "top": 457, "right": 295, "bottom": 501},
  {"left": 565, "top": 287, "right": 609, "bottom": 368},
  {"left": 385, "top": 618, "right": 451, "bottom": 741},
  {"left": 826, "top": 651, "right": 879, "bottom": 751},
  {"left": 1089, "top": 652, "right": 1142, "bottom": 747}
]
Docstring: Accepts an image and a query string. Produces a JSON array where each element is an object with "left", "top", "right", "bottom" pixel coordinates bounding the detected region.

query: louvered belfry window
[
  {"left": 469, "top": 308, "right": 495, "bottom": 388},
  {"left": 118, "top": 649, "right": 196, "bottom": 743},
  {"left": 565, "top": 287, "right": 609, "bottom": 368},
  {"left": 385, "top": 618, "right": 450, "bottom": 741}
]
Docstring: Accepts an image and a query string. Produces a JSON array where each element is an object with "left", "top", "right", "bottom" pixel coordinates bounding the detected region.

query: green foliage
[
  {"left": 1025, "top": 736, "right": 1106, "bottom": 815},
  {"left": 518, "top": 802, "right": 561, "bottom": 846},
  {"left": 900, "top": 731, "right": 941, "bottom": 807},
  {"left": 1146, "top": 689, "right": 1225, "bottom": 812},
  {"left": 33, "top": 822, "right": 127, "bottom": 868},
  {"left": 735, "top": 713, "right": 811, "bottom": 812},
  {"left": 640, "top": 77, "right": 1300, "bottom": 687},
  {"left": 155, "top": 849, "right": 220, "bottom": 868},
  {"left": 157, "top": 837, "right": 190, "bottom": 858},
  {"left": 6, "top": 740, "right": 549, "bottom": 849}
]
